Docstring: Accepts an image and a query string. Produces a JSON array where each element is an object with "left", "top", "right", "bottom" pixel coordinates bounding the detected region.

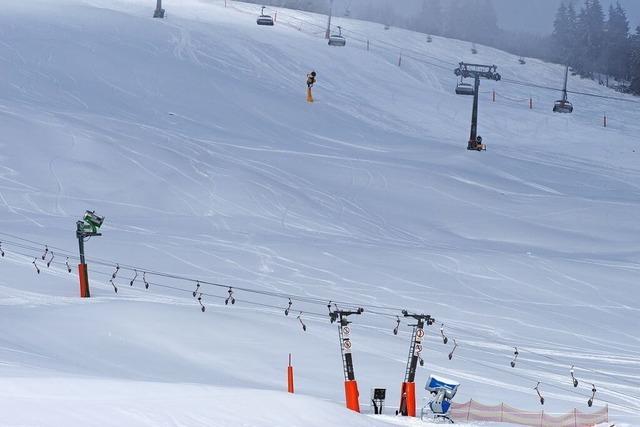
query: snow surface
[{"left": 0, "top": 0, "right": 639, "bottom": 425}]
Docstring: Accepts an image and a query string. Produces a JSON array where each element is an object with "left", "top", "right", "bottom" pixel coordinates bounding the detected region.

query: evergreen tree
[
  {"left": 444, "top": 0, "right": 466, "bottom": 39},
  {"left": 574, "top": 0, "right": 605, "bottom": 76},
  {"left": 631, "top": 27, "right": 640, "bottom": 94},
  {"left": 552, "top": 2, "right": 570, "bottom": 62},
  {"left": 603, "top": 2, "right": 630, "bottom": 80},
  {"left": 566, "top": 1, "right": 579, "bottom": 62},
  {"left": 417, "top": 0, "right": 443, "bottom": 36},
  {"left": 474, "top": 0, "right": 499, "bottom": 44}
]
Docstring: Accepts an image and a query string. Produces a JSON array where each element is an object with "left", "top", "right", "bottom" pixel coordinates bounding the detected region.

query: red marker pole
[{"left": 287, "top": 353, "right": 295, "bottom": 393}]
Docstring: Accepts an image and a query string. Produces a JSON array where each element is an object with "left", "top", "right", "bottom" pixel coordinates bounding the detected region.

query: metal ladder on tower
[
  {"left": 403, "top": 325, "right": 418, "bottom": 382},
  {"left": 338, "top": 324, "right": 350, "bottom": 380}
]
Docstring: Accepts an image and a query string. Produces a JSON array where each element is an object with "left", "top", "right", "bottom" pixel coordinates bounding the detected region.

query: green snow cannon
[{"left": 80, "top": 210, "right": 104, "bottom": 235}]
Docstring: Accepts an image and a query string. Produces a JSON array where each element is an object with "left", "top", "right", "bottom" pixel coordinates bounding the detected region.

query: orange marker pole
[
  {"left": 287, "top": 353, "right": 295, "bottom": 393},
  {"left": 344, "top": 380, "right": 360, "bottom": 412}
]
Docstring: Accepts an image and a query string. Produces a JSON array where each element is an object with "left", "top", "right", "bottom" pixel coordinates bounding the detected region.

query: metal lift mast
[
  {"left": 153, "top": 0, "right": 165, "bottom": 18},
  {"left": 562, "top": 64, "right": 569, "bottom": 103},
  {"left": 398, "top": 311, "right": 434, "bottom": 417},
  {"left": 325, "top": 0, "right": 333, "bottom": 39},
  {"left": 454, "top": 62, "right": 501, "bottom": 151},
  {"left": 330, "top": 307, "right": 364, "bottom": 412}
]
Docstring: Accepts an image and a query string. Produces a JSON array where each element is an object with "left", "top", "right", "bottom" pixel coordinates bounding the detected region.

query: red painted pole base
[
  {"left": 287, "top": 366, "right": 294, "bottom": 393},
  {"left": 405, "top": 382, "right": 416, "bottom": 416},
  {"left": 78, "top": 263, "right": 90, "bottom": 298},
  {"left": 398, "top": 382, "right": 416, "bottom": 416},
  {"left": 344, "top": 380, "right": 360, "bottom": 412}
]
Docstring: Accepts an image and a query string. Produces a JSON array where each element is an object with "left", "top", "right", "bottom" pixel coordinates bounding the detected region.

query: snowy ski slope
[{"left": 1, "top": 0, "right": 639, "bottom": 425}]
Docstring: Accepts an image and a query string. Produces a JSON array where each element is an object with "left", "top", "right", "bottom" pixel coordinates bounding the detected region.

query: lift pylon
[
  {"left": 325, "top": 0, "right": 333, "bottom": 39},
  {"left": 398, "top": 310, "right": 434, "bottom": 417},
  {"left": 330, "top": 307, "right": 364, "bottom": 412},
  {"left": 454, "top": 62, "right": 501, "bottom": 151},
  {"left": 153, "top": 0, "right": 165, "bottom": 18}
]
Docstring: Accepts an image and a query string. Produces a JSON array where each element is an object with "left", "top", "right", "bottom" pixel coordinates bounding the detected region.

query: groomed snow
[{"left": 0, "top": 0, "right": 639, "bottom": 425}]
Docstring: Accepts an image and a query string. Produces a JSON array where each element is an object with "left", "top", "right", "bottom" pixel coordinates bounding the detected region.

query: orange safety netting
[{"left": 449, "top": 400, "right": 608, "bottom": 427}]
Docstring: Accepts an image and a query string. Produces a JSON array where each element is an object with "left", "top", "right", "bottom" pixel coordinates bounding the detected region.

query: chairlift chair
[
  {"left": 455, "top": 79, "right": 475, "bottom": 96},
  {"left": 553, "top": 65, "right": 573, "bottom": 113},
  {"left": 256, "top": 6, "right": 274, "bottom": 26},
  {"left": 553, "top": 99, "right": 573, "bottom": 113},
  {"left": 471, "top": 43, "right": 478, "bottom": 54},
  {"left": 519, "top": 57, "right": 526, "bottom": 65},
  {"left": 427, "top": 35, "right": 433, "bottom": 43},
  {"left": 328, "top": 26, "right": 346, "bottom": 47}
]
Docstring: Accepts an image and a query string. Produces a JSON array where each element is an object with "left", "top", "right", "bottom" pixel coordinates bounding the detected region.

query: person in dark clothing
[
  {"left": 307, "top": 71, "right": 317, "bottom": 88},
  {"left": 306, "top": 71, "right": 317, "bottom": 102}
]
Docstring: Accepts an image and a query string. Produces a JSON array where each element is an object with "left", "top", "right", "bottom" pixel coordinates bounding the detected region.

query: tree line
[{"left": 551, "top": 0, "right": 640, "bottom": 93}]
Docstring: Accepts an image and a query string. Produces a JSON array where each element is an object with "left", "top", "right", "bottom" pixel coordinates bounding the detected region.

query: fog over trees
[{"left": 244, "top": 0, "right": 640, "bottom": 94}]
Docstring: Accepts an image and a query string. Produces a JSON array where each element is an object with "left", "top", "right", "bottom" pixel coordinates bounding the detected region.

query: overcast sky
[{"left": 492, "top": 0, "right": 640, "bottom": 34}]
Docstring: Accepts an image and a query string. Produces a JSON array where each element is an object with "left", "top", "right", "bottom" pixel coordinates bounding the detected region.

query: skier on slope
[
  {"left": 306, "top": 71, "right": 316, "bottom": 103},
  {"left": 306, "top": 71, "right": 317, "bottom": 88}
]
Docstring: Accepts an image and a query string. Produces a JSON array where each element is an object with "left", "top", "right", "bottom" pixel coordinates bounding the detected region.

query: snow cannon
[
  {"left": 422, "top": 375, "right": 459, "bottom": 423},
  {"left": 81, "top": 210, "right": 104, "bottom": 235}
]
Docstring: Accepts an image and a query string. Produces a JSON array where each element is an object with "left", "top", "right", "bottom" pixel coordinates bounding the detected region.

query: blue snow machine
[{"left": 421, "top": 375, "right": 459, "bottom": 423}]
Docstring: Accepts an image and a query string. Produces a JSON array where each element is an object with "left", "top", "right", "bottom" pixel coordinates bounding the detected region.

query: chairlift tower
[
  {"left": 398, "top": 311, "right": 434, "bottom": 417},
  {"left": 454, "top": 62, "right": 501, "bottom": 151},
  {"left": 329, "top": 307, "right": 364, "bottom": 412},
  {"left": 325, "top": 0, "right": 333, "bottom": 39},
  {"left": 153, "top": 0, "right": 165, "bottom": 18}
]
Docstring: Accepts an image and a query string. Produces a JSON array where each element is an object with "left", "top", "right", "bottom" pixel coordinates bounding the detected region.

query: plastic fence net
[{"left": 450, "top": 400, "right": 608, "bottom": 427}]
